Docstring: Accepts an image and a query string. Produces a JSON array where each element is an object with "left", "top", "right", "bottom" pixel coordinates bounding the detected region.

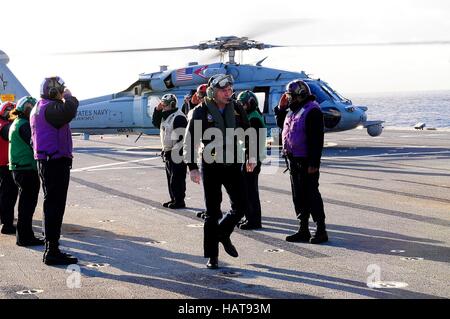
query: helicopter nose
[{"left": 359, "top": 108, "right": 367, "bottom": 123}]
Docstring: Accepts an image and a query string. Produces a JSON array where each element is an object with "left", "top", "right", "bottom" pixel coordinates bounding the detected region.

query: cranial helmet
[
  {"left": 0, "top": 101, "right": 16, "bottom": 119},
  {"left": 16, "top": 96, "right": 37, "bottom": 113},
  {"left": 208, "top": 74, "right": 234, "bottom": 89},
  {"left": 161, "top": 93, "right": 178, "bottom": 108},
  {"left": 196, "top": 84, "right": 208, "bottom": 98},
  {"left": 285, "top": 79, "right": 311, "bottom": 98},
  {"left": 237, "top": 90, "right": 258, "bottom": 109},
  {"left": 40, "top": 76, "right": 65, "bottom": 99}
]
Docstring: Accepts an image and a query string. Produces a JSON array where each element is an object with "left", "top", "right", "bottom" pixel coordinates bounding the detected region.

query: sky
[{"left": 2, "top": 0, "right": 450, "bottom": 100}]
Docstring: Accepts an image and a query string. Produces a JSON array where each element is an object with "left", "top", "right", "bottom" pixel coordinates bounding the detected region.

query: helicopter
[{"left": 5, "top": 35, "right": 436, "bottom": 139}]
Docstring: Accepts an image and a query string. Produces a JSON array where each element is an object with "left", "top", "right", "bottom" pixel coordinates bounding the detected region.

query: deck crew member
[
  {"left": 31, "top": 76, "right": 79, "bottom": 265},
  {"left": 8, "top": 96, "right": 44, "bottom": 246},
  {"left": 274, "top": 79, "right": 328, "bottom": 244},
  {"left": 0, "top": 101, "right": 18, "bottom": 235},
  {"left": 152, "top": 93, "right": 188, "bottom": 209}
]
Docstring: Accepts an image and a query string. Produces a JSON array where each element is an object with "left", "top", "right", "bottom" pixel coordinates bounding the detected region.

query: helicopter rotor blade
[
  {"left": 55, "top": 45, "right": 201, "bottom": 55},
  {"left": 284, "top": 40, "right": 450, "bottom": 48}
]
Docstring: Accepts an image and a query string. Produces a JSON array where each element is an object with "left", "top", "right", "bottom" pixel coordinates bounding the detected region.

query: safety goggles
[{"left": 211, "top": 75, "right": 234, "bottom": 89}]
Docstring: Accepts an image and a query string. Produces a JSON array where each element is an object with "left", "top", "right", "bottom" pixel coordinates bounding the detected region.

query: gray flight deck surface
[{"left": 0, "top": 128, "right": 449, "bottom": 299}]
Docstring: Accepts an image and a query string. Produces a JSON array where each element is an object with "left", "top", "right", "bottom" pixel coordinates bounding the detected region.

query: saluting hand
[
  {"left": 190, "top": 169, "right": 201, "bottom": 184},
  {"left": 279, "top": 93, "right": 290, "bottom": 110}
]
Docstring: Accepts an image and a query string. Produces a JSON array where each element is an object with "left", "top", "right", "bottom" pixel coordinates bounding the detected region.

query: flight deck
[{"left": 0, "top": 128, "right": 449, "bottom": 299}]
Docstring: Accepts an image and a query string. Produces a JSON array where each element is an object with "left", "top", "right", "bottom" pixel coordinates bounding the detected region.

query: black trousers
[
  {"left": 0, "top": 166, "right": 18, "bottom": 227},
  {"left": 241, "top": 163, "right": 262, "bottom": 226},
  {"left": 12, "top": 170, "right": 40, "bottom": 240},
  {"left": 288, "top": 157, "right": 325, "bottom": 224},
  {"left": 201, "top": 162, "right": 246, "bottom": 258},
  {"left": 38, "top": 158, "right": 71, "bottom": 243},
  {"left": 164, "top": 153, "right": 187, "bottom": 204}
]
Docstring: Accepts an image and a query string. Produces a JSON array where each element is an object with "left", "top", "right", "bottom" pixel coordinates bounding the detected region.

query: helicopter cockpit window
[
  {"left": 320, "top": 83, "right": 350, "bottom": 103},
  {"left": 305, "top": 82, "right": 331, "bottom": 104}
]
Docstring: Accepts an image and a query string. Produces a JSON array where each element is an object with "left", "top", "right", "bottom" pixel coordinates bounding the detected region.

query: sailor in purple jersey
[
  {"left": 274, "top": 79, "right": 328, "bottom": 244},
  {"left": 30, "top": 76, "right": 79, "bottom": 265}
]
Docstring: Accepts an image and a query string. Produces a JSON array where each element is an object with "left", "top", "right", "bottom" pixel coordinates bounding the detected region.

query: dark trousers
[
  {"left": 0, "top": 166, "right": 18, "bottom": 227},
  {"left": 38, "top": 158, "right": 71, "bottom": 243},
  {"left": 201, "top": 162, "right": 246, "bottom": 258},
  {"left": 12, "top": 170, "right": 40, "bottom": 240},
  {"left": 288, "top": 157, "right": 325, "bottom": 224},
  {"left": 164, "top": 153, "right": 187, "bottom": 204},
  {"left": 242, "top": 163, "right": 262, "bottom": 226}
]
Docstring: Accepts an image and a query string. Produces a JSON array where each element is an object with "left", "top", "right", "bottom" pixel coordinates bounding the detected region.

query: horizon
[{"left": 2, "top": 0, "right": 450, "bottom": 99}]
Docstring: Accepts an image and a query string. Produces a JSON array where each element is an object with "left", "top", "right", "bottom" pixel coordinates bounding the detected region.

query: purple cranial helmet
[
  {"left": 286, "top": 79, "right": 311, "bottom": 98},
  {"left": 40, "top": 76, "right": 65, "bottom": 99}
]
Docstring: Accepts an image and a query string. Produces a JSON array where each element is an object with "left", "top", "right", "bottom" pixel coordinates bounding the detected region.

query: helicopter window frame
[
  {"left": 320, "top": 82, "right": 350, "bottom": 103},
  {"left": 305, "top": 81, "right": 331, "bottom": 104}
]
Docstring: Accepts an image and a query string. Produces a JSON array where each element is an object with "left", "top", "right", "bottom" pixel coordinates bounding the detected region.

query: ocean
[{"left": 351, "top": 90, "right": 450, "bottom": 129}]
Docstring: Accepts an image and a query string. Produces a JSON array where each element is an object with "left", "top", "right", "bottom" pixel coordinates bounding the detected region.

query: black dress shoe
[
  {"left": 1, "top": 225, "right": 16, "bottom": 235},
  {"left": 162, "top": 201, "right": 174, "bottom": 208},
  {"left": 168, "top": 202, "right": 186, "bottom": 209},
  {"left": 238, "top": 222, "right": 262, "bottom": 230},
  {"left": 16, "top": 237, "right": 45, "bottom": 247},
  {"left": 206, "top": 257, "right": 219, "bottom": 269},
  {"left": 219, "top": 236, "right": 238, "bottom": 258}
]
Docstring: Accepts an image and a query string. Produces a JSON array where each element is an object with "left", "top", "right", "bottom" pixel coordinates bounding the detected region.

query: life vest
[
  {"left": 160, "top": 109, "right": 186, "bottom": 152},
  {"left": 0, "top": 118, "right": 10, "bottom": 166},
  {"left": 30, "top": 99, "right": 73, "bottom": 160},
  {"left": 246, "top": 110, "right": 267, "bottom": 162},
  {"left": 8, "top": 118, "right": 37, "bottom": 171},
  {"left": 282, "top": 101, "right": 321, "bottom": 157}
]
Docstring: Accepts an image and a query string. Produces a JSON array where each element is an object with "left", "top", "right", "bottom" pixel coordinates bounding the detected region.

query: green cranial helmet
[
  {"left": 237, "top": 90, "right": 258, "bottom": 110},
  {"left": 161, "top": 93, "right": 178, "bottom": 108},
  {"left": 16, "top": 96, "right": 37, "bottom": 113},
  {"left": 237, "top": 90, "right": 258, "bottom": 106}
]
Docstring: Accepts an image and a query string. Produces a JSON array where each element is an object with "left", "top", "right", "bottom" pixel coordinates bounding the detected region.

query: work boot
[
  {"left": 286, "top": 221, "right": 311, "bottom": 242},
  {"left": 16, "top": 236, "right": 45, "bottom": 247},
  {"left": 43, "top": 241, "right": 78, "bottom": 266},
  {"left": 310, "top": 222, "right": 328, "bottom": 244},
  {"left": 206, "top": 257, "right": 219, "bottom": 269},
  {"left": 162, "top": 200, "right": 174, "bottom": 208},
  {"left": 168, "top": 202, "right": 186, "bottom": 209},
  {"left": 219, "top": 235, "right": 238, "bottom": 258},
  {"left": 1, "top": 224, "right": 16, "bottom": 235}
]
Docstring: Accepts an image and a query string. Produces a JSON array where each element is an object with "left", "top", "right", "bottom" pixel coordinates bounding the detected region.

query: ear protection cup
[
  {"left": 206, "top": 87, "right": 214, "bottom": 99},
  {"left": 249, "top": 97, "right": 258, "bottom": 110}
]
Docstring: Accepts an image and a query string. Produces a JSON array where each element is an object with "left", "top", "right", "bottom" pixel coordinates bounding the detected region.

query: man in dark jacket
[
  {"left": 274, "top": 79, "right": 328, "bottom": 244},
  {"left": 31, "top": 76, "right": 79, "bottom": 265},
  {"left": 183, "top": 74, "right": 249, "bottom": 269}
]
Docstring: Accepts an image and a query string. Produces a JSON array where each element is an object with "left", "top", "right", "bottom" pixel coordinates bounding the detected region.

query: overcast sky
[{"left": 2, "top": 0, "right": 450, "bottom": 99}]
